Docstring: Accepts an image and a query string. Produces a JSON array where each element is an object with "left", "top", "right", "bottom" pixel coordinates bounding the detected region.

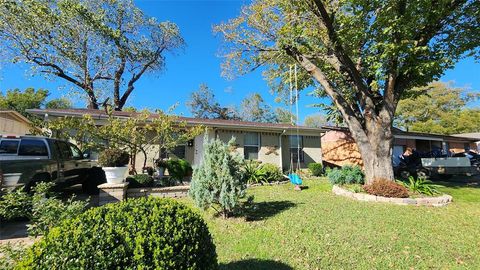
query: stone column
[{"left": 98, "top": 182, "right": 129, "bottom": 206}]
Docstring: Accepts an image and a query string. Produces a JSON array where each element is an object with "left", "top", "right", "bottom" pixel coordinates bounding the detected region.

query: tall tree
[
  {"left": 45, "top": 98, "right": 73, "bottom": 109},
  {"left": 240, "top": 93, "right": 277, "bottom": 122},
  {"left": 186, "top": 84, "right": 239, "bottom": 120},
  {"left": 304, "top": 113, "right": 330, "bottom": 128},
  {"left": 0, "top": 88, "right": 70, "bottom": 120},
  {"left": 395, "top": 81, "right": 480, "bottom": 134},
  {"left": 275, "top": 107, "right": 296, "bottom": 124},
  {"left": 216, "top": 0, "right": 480, "bottom": 182},
  {"left": 0, "top": 0, "right": 184, "bottom": 110}
]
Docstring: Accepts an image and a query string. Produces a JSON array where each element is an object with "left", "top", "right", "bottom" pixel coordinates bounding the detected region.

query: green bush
[
  {"left": 189, "top": 137, "right": 246, "bottom": 218},
  {"left": 401, "top": 176, "right": 441, "bottom": 195},
  {"left": 167, "top": 159, "right": 192, "bottom": 181},
  {"left": 98, "top": 148, "right": 130, "bottom": 167},
  {"left": 326, "top": 165, "right": 364, "bottom": 185},
  {"left": 258, "top": 163, "right": 283, "bottom": 182},
  {"left": 27, "top": 182, "right": 89, "bottom": 237},
  {"left": 18, "top": 197, "right": 218, "bottom": 269},
  {"left": 158, "top": 177, "right": 177, "bottom": 187},
  {"left": 0, "top": 187, "right": 32, "bottom": 222},
  {"left": 308, "top": 163, "right": 323, "bottom": 176},
  {"left": 244, "top": 160, "right": 266, "bottom": 184},
  {"left": 127, "top": 174, "right": 154, "bottom": 188},
  {"left": 244, "top": 162, "right": 282, "bottom": 184}
]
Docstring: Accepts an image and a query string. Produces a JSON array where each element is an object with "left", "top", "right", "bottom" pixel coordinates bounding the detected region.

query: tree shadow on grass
[
  {"left": 220, "top": 259, "right": 293, "bottom": 270},
  {"left": 240, "top": 200, "right": 297, "bottom": 221}
]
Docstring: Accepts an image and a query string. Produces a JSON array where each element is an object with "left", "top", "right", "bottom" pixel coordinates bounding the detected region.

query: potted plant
[
  {"left": 155, "top": 159, "right": 168, "bottom": 177},
  {"left": 98, "top": 148, "right": 130, "bottom": 184}
]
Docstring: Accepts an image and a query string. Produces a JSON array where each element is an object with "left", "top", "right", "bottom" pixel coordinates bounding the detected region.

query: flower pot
[
  {"left": 102, "top": 167, "right": 128, "bottom": 184},
  {"left": 156, "top": 167, "right": 165, "bottom": 177},
  {"left": 1, "top": 173, "right": 22, "bottom": 187}
]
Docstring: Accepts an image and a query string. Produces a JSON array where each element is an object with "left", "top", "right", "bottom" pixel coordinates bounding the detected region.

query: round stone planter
[
  {"left": 103, "top": 166, "right": 128, "bottom": 184},
  {"left": 332, "top": 185, "right": 453, "bottom": 207}
]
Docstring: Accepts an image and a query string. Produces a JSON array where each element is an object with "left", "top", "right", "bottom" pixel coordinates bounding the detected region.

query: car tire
[
  {"left": 417, "top": 169, "right": 430, "bottom": 179},
  {"left": 82, "top": 167, "right": 107, "bottom": 195},
  {"left": 398, "top": 169, "right": 411, "bottom": 180},
  {"left": 25, "top": 173, "right": 51, "bottom": 193}
]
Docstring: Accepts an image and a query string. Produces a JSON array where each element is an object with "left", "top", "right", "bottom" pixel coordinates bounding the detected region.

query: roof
[
  {"left": 452, "top": 133, "right": 480, "bottom": 140},
  {"left": 0, "top": 110, "right": 33, "bottom": 125},
  {"left": 26, "top": 108, "right": 327, "bottom": 133},
  {"left": 321, "top": 125, "right": 478, "bottom": 142}
]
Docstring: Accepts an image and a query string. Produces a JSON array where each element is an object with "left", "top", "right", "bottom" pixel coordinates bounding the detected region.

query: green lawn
[{"left": 191, "top": 178, "right": 480, "bottom": 269}]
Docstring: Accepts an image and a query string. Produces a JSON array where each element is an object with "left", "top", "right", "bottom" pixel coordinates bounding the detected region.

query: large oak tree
[
  {"left": 216, "top": 0, "right": 480, "bottom": 182},
  {"left": 0, "top": 0, "right": 184, "bottom": 110}
]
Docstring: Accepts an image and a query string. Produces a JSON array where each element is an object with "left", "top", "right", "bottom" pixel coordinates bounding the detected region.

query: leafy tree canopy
[
  {"left": 186, "top": 84, "right": 239, "bottom": 120},
  {"left": 216, "top": 0, "right": 480, "bottom": 182},
  {"left": 187, "top": 83, "right": 297, "bottom": 123},
  {"left": 0, "top": 0, "right": 184, "bottom": 110},
  {"left": 395, "top": 81, "right": 480, "bottom": 134},
  {"left": 304, "top": 113, "right": 332, "bottom": 128},
  {"left": 0, "top": 88, "right": 71, "bottom": 121}
]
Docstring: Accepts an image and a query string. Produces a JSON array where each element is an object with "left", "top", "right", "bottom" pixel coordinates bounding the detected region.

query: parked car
[
  {"left": 0, "top": 135, "right": 105, "bottom": 194},
  {"left": 394, "top": 149, "right": 478, "bottom": 180}
]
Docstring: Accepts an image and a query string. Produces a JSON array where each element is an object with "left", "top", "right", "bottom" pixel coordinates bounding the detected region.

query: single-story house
[
  {"left": 0, "top": 110, "right": 39, "bottom": 135},
  {"left": 322, "top": 126, "right": 478, "bottom": 168},
  {"left": 452, "top": 133, "right": 480, "bottom": 152},
  {"left": 27, "top": 108, "right": 326, "bottom": 172}
]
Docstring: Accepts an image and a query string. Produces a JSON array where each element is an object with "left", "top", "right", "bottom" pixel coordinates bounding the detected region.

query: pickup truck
[{"left": 0, "top": 135, "right": 105, "bottom": 194}]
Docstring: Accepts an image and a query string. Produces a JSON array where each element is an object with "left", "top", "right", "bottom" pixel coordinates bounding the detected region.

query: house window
[
  {"left": 244, "top": 132, "right": 259, "bottom": 160},
  {"left": 289, "top": 135, "right": 304, "bottom": 163},
  {"left": 160, "top": 144, "right": 186, "bottom": 159}
]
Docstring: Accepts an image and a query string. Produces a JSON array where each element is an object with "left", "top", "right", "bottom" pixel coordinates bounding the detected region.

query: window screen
[
  {"left": 0, "top": 140, "right": 19, "bottom": 154},
  {"left": 18, "top": 139, "right": 48, "bottom": 156},
  {"left": 244, "top": 132, "right": 259, "bottom": 160},
  {"left": 244, "top": 132, "right": 259, "bottom": 146},
  {"left": 289, "top": 135, "right": 304, "bottom": 163}
]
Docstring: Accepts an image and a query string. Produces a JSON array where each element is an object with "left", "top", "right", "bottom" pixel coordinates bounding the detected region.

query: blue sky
[{"left": 0, "top": 0, "right": 479, "bottom": 123}]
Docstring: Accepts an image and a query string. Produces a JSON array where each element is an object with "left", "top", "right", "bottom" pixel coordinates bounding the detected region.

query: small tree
[
  {"left": 41, "top": 109, "right": 202, "bottom": 171},
  {"left": 189, "top": 136, "right": 246, "bottom": 218}
]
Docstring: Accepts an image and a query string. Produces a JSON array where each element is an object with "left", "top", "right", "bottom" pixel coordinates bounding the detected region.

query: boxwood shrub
[
  {"left": 308, "top": 163, "right": 323, "bottom": 177},
  {"left": 18, "top": 197, "right": 218, "bottom": 269},
  {"left": 126, "top": 174, "right": 154, "bottom": 188},
  {"left": 166, "top": 159, "right": 193, "bottom": 181}
]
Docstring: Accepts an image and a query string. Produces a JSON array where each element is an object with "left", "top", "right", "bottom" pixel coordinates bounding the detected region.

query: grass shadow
[
  {"left": 220, "top": 259, "right": 293, "bottom": 270},
  {"left": 242, "top": 200, "right": 296, "bottom": 221}
]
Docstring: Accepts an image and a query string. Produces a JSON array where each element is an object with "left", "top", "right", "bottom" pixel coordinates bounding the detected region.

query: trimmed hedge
[
  {"left": 308, "top": 163, "right": 323, "bottom": 177},
  {"left": 18, "top": 197, "right": 218, "bottom": 269},
  {"left": 166, "top": 159, "right": 192, "bottom": 181},
  {"left": 126, "top": 174, "right": 154, "bottom": 188}
]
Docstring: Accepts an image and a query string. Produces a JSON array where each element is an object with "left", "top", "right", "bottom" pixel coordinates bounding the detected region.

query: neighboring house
[
  {"left": 27, "top": 108, "right": 325, "bottom": 172},
  {"left": 322, "top": 126, "right": 478, "bottom": 168},
  {"left": 452, "top": 133, "right": 480, "bottom": 152},
  {"left": 0, "top": 110, "right": 39, "bottom": 135}
]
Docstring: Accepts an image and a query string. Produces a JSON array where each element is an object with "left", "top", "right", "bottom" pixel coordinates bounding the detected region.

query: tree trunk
[
  {"left": 86, "top": 90, "right": 99, "bottom": 109},
  {"left": 350, "top": 123, "right": 395, "bottom": 184}
]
